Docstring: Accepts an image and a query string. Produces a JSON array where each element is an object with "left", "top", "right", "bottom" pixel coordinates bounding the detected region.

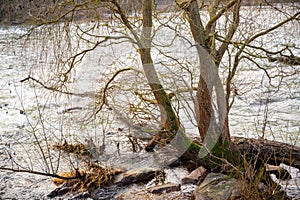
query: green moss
[
  {"left": 206, "top": 137, "right": 240, "bottom": 172},
  {"left": 187, "top": 141, "right": 202, "bottom": 153}
]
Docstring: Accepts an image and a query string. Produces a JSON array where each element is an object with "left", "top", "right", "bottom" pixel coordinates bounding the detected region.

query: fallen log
[
  {"left": 231, "top": 136, "right": 300, "bottom": 169},
  {"left": 146, "top": 131, "right": 300, "bottom": 171}
]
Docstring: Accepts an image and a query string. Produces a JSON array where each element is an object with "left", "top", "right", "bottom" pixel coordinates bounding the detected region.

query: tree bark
[
  {"left": 172, "top": 0, "right": 300, "bottom": 178},
  {"left": 140, "top": 0, "right": 180, "bottom": 151},
  {"left": 231, "top": 136, "right": 300, "bottom": 169},
  {"left": 176, "top": 0, "right": 231, "bottom": 143}
]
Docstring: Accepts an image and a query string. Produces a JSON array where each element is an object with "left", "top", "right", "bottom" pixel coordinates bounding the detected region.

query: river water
[{"left": 0, "top": 4, "right": 300, "bottom": 199}]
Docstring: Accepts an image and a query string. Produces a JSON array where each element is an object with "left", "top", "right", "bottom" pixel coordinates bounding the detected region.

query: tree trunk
[
  {"left": 140, "top": 0, "right": 180, "bottom": 151},
  {"left": 174, "top": 0, "right": 238, "bottom": 171},
  {"left": 195, "top": 76, "right": 212, "bottom": 141},
  {"left": 176, "top": 0, "right": 231, "bottom": 142}
]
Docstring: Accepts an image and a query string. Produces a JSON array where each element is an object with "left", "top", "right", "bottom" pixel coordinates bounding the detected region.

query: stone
[
  {"left": 266, "top": 164, "right": 291, "bottom": 180},
  {"left": 114, "top": 167, "right": 163, "bottom": 186},
  {"left": 165, "top": 167, "right": 189, "bottom": 184},
  {"left": 69, "top": 191, "right": 91, "bottom": 200},
  {"left": 192, "top": 173, "right": 241, "bottom": 200},
  {"left": 116, "top": 190, "right": 151, "bottom": 200},
  {"left": 257, "top": 182, "right": 268, "bottom": 193},
  {"left": 147, "top": 183, "right": 181, "bottom": 194},
  {"left": 116, "top": 187, "right": 187, "bottom": 200},
  {"left": 182, "top": 166, "right": 206, "bottom": 184},
  {"left": 47, "top": 183, "right": 73, "bottom": 198}
]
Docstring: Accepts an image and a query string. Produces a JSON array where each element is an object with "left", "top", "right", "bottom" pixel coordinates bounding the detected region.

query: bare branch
[
  {"left": 94, "top": 68, "right": 133, "bottom": 115},
  {"left": 20, "top": 75, "right": 96, "bottom": 97},
  {"left": 230, "top": 11, "right": 300, "bottom": 83},
  {"left": 205, "top": 0, "right": 239, "bottom": 35},
  {"left": 110, "top": 0, "right": 142, "bottom": 48},
  {"left": 175, "top": 0, "right": 205, "bottom": 46},
  {"left": 0, "top": 167, "right": 78, "bottom": 180},
  {"left": 64, "top": 37, "right": 109, "bottom": 75},
  {"left": 216, "top": 0, "right": 241, "bottom": 65}
]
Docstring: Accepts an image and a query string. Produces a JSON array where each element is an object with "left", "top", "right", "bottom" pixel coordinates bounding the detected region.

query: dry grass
[{"left": 52, "top": 140, "right": 91, "bottom": 156}]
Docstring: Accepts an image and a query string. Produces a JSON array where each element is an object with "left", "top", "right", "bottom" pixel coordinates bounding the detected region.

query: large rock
[
  {"left": 114, "top": 167, "right": 163, "bottom": 186},
  {"left": 192, "top": 173, "right": 241, "bottom": 200}
]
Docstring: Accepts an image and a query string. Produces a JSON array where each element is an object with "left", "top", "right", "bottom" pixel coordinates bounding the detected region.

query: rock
[
  {"left": 182, "top": 166, "right": 207, "bottom": 184},
  {"left": 90, "top": 186, "right": 119, "bottom": 199},
  {"left": 114, "top": 167, "right": 163, "bottom": 186},
  {"left": 48, "top": 185, "right": 92, "bottom": 199},
  {"left": 116, "top": 190, "right": 151, "bottom": 200},
  {"left": 257, "top": 182, "right": 268, "bottom": 193},
  {"left": 165, "top": 167, "right": 189, "bottom": 184},
  {"left": 266, "top": 164, "right": 291, "bottom": 180},
  {"left": 47, "top": 183, "right": 74, "bottom": 198},
  {"left": 69, "top": 191, "right": 91, "bottom": 200},
  {"left": 193, "top": 172, "right": 292, "bottom": 200},
  {"left": 192, "top": 173, "right": 241, "bottom": 200},
  {"left": 116, "top": 187, "right": 188, "bottom": 200},
  {"left": 184, "top": 160, "right": 199, "bottom": 172},
  {"left": 147, "top": 183, "right": 181, "bottom": 194}
]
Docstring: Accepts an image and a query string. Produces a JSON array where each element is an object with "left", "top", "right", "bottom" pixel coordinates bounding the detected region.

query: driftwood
[{"left": 231, "top": 136, "right": 300, "bottom": 169}]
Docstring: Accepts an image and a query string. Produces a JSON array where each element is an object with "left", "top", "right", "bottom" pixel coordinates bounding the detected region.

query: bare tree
[{"left": 1, "top": 0, "right": 300, "bottom": 198}]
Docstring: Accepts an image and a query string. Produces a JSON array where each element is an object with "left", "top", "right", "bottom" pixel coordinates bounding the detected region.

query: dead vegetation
[
  {"left": 51, "top": 141, "right": 124, "bottom": 192},
  {"left": 52, "top": 140, "right": 91, "bottom": 156},
  {"left": 52, "top": 162, "right": 124, "bottom": 191}
]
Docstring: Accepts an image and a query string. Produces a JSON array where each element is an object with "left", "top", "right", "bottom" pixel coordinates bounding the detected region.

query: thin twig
[{"left": 0, "top": 167, "right": 78, "bottom": 180}]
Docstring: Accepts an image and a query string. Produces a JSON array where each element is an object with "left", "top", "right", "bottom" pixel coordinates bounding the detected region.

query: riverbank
[{"left": 1, "top": 140, "right": 299, "bottom": 199}]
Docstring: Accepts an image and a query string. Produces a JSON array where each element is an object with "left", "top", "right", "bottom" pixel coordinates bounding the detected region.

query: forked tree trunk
[
  {"left": 173, "top": 1, "right": 300, "bottom": 181},
  {"left": 173, "top": 0, "right": 236, "bottom": 172},
  {"left": 176, "top": 0, "right": 230, "bottom": 143}
]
